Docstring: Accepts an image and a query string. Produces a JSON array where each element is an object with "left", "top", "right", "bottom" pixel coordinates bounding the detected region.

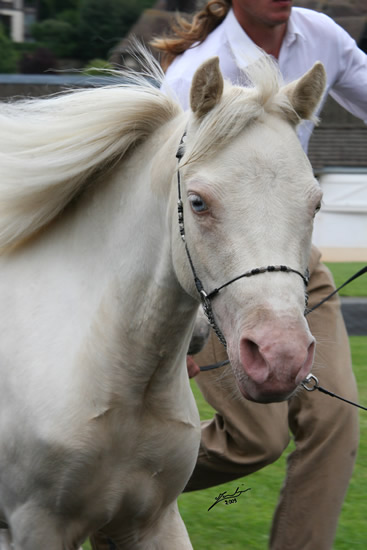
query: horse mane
[
  {"left": 0, "top": 53, "right": 181, "bottom": 251},
  {"left": 0, "top": 50, "right": 297, "bottom": 252}
]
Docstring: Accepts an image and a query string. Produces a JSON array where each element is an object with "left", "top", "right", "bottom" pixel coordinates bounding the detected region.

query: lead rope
[
  {"left": 305, "top": 265, "right": 367, "bottom": 316},
  {"left": 302, "top": 373, "right": 367, "bottom": 411},
  {"left": 300, "top": 266, "right": 367, "bottom": 410}
]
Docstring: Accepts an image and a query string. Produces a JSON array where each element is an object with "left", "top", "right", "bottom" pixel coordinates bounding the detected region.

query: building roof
[{"left": 309, "top": 126, "right": 367, "bottom": 172}]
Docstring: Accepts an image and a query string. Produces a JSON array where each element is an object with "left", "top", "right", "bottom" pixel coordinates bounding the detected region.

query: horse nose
[{"left": 239, "top": 327, "right": 315, "bottom": 388}]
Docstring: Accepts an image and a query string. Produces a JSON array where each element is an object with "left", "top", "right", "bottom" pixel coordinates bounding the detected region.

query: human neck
[
  {"left": 232, "top": 7, "right": 288, "bottom": 58},
  {"left": 246, "top": 23, "right": 287, "bottom": 58}
]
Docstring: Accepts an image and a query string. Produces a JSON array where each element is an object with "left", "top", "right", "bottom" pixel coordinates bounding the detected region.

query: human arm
[{"left": 328, "top": 19, "right": 367, "bottom": 122}]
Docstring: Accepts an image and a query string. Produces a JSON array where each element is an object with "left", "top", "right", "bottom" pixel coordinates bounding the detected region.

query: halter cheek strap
[{"left": 175, "top": 132, "right": 309, "bottom": 348}]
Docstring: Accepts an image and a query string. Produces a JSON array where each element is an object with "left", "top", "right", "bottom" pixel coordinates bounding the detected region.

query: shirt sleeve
[{"left": 329, "top": 22, "right": 367, "bottom": 123}]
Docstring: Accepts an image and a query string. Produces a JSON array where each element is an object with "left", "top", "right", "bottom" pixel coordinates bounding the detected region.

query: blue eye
[{"left": 189, "top": 194, "right": 208, "bottom": 213}]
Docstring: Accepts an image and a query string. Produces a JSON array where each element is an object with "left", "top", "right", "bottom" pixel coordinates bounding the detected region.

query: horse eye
[
  {"left": 189, "top": 194, "right": 208, "bottom": 213},
  {"left": 314, "top": 203, "right": 321, "bottom": 216}
]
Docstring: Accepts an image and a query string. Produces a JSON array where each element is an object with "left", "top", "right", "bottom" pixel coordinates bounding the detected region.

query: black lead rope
[
  {"left": 302, "top": 374, "right": 367, "bottom": 412},
  {"left": 305, "top": 265, "right": 367, "bottom": 316},
  {"left": 199, "top": 359, "right": 230, "bottom": 372}
]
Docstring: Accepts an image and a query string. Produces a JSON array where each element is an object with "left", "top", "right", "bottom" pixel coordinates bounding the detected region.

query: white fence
[{"left": 313, "top": 169, "right": 367, "bottom": 261}]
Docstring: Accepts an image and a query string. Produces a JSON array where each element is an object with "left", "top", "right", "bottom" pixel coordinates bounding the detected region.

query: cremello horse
[{"left": 0, "top": 55, "right": 325, "bottom": 549}]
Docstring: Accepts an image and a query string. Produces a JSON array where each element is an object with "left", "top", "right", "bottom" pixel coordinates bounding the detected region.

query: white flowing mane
[
  {"left": 0, "top": 52, "right": 296, "bottom": 251},
  {"left": 0, "top": 56, "right": 181, "bottom": 250}
]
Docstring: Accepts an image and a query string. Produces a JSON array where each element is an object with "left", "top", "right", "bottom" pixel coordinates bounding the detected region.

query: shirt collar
[{"left": 283, "top": 10, "right": 305, "bottom": 46}]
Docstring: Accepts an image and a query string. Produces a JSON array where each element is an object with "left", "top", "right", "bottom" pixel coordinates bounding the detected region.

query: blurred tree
[
  {"left": 38, "top": 0, "right": 80, "bottom": 19},
  {"left": 0, "top": 25, "right": 18, "bottom": 73},
  {"left": 77, "top": 0, "right": 155, "bottom": 61},
  {"left": 30, "top": 0, "right": 157, "bottom": 63},
  {"left": 31, "top": 18, "right": 79, "bottom": 57}
]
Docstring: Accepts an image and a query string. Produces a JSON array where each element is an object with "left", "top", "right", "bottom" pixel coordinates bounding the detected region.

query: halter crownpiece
[{"left": 175, "top": 131, "right": 309, "bottom": 347}]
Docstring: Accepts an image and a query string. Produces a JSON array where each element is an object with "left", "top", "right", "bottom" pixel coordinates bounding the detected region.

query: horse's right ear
[
  {"left": 190, "top": 57, "right": 224, "bottom": 119},
  {"left": 282, "top": 62, "right": 326, "bottom": 121}
]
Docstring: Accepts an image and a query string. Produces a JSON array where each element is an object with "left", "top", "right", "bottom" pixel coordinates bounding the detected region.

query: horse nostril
[
  {"left": 244, "top": 339, "right": 259, "bottom": 363},
  {"left": 240, "top": 337, "right": 270, "bottom": 384}
]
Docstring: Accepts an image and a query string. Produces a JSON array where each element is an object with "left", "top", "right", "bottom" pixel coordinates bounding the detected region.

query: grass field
[{"left": 83, "top": 263, "right": 366, "bottom": 549}]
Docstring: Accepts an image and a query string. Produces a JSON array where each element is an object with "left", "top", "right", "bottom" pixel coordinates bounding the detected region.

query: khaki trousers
[{"left": 90, "top": 247, "right": 359, "bottom": 550}]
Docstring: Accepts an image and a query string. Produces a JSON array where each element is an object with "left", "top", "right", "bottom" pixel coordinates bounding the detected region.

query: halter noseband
[{"left": 175, "top": 132, "right": 309, "bottom": 347}]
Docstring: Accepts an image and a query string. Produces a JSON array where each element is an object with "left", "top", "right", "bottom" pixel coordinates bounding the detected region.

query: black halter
[{"left": 176, "top": 132, "right": 309, "bottom": 347}]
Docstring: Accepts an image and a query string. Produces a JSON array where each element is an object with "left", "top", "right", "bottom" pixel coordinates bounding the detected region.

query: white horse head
[{"left": 172, "top": 57, "right": 325, "bottom": 402}]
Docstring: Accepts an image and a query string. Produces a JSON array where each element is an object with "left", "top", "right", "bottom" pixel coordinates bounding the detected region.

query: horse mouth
[{"left": 236, "top": 377, "right": 300, "bottom": 404}]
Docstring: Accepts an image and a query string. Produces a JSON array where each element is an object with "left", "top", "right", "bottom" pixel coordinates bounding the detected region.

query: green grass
[
  {"left": 325, "top": 262, "right": 367, "bottom": 297},
  {"left": 334, "top": 336, "right": 367, "bottom": 549}
]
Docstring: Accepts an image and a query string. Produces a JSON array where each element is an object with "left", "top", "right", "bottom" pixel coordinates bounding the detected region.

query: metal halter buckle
[{"left": 301, "top": 374, "right": 319, "bottom": 392}]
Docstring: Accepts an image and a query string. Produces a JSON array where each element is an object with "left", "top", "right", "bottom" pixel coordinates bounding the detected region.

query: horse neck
[{"left": 71, "top": 121, "right": 198, "bottom": 397}]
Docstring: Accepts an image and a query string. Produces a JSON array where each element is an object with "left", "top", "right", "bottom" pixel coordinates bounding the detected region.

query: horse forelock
[
  {"left": 0, "top": 62, "right": 181, "bottom": 252},
  {"left": 182, "top": 56, "right": 298, "bottom": 167}
]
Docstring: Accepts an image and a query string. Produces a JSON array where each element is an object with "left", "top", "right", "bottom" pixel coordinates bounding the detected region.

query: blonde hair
[{"left": 151, "top": 0, "right": 231, "bottom": 70}]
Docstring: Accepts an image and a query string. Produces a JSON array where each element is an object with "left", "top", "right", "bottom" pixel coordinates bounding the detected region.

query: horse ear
[
  {"left": 283, "top": 62, "right": 326, "bottom": 121},
  {"left": 190, "top": 57, "right": 224, "bottom": 118}
]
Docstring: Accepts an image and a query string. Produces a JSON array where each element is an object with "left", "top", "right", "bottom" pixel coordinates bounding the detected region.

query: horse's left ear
[
  {"left": 282, "top": 62, "right": 326, "bottom": 121},
  {"left": 190, "top": 57, "right": 224, "bottom": 118}
]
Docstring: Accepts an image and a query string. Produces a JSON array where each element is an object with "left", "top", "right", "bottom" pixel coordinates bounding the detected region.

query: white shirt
[{"left": 164, "top": 8, "right": 367, "bottom": 152}]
